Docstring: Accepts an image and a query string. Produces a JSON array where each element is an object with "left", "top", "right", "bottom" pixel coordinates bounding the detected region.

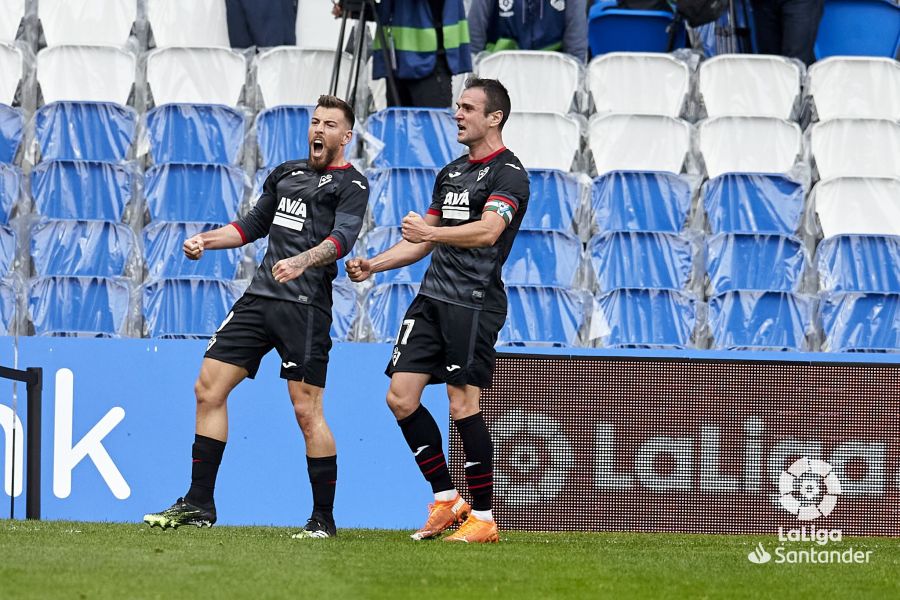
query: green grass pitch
[{"left": 1, "top": 520, "right": 897, "bottom": 599}]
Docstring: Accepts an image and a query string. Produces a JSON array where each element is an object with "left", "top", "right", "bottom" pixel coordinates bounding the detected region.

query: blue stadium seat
[
  {"left": 706, "top": 233, "right": 806, "bottom": 295},
  {"left": 0, "top": 162, "right": 21, "bottom": 223},
  {"left": 364, "top": 282, "right": 418, "bottom": 343},
  {"left": 591, "top": 171, "right": 692, "bottom": 233},
  {"left": 0, "top": 223, "right": 14, "bottom": 277},
  {"left": 253, "top": 167, "right": 272, "bottom": 198},
  {"left": 144, "top": 162, "right": 244, "bottom": 222},
  {"left": 703, "top": 173, "right": 804, "bottom": 235},
  {"left": 31, "top": 220, "right": 135, "bottom": 277},
  {"left": 28, "top": 276, "right": 132, "bottom": 336},
  {"left": 523, "top": 169, "right": 580, "bottom": 232},
  {"left": 31, "top": 159, "right": 134, "bottom": 220},
  {"left": 0, "top": 278, "right": 17, "bottom": 335},
  {"left": 143, "top": 278, "right": 244, "bottom": 338},
  {"left": 368, "top": 167, "right": 440, "bottom": 227},
  {"left": 587, "top": 3, "right": 684, "bottom": 56},
  {"left": 815, "top": 0, "right": 900, "bottom": 60},
  {"left": 0, "top": 104, "right": 23, "bottom": 163},
  {"left": 594, "top": 288, "right": 699, "bottom": 348},
  {"left": 256, "top": 106, "right": 312, "bottom": 168},
  {"left": 34, "top": 101, "right": 136, "bottom": 162},
  {"left": 145, "top": 104, "right": 244, "bottom": 165},
  {"left": 816, "top": 235, "right": 900, "bottom": 293},
  {"left": 365, "top": 227, "right": 430, "bottom": 284},
  {"left": 365, "top": 108, "right": 464, "bottom": 168},
  {"left": 820, "top": 292, "right": 900, "bottom": 352},
  {"left": 588, "top": 231, "right": 694, "bottom": 291},
  {"left": 144, "top": 221, "right": 243, "bottom": 281},
  {"left": 708, "top": 290, "right": 814, "bottom": 351},
  {"left": 504, "top": 229, "right": 582, "bottom": 286},
  {"left": 332, "top": 278, "right": 358, "bottom": 341},
  {"left": 499, "top": 286, "right": 587, "bottom": 346}
]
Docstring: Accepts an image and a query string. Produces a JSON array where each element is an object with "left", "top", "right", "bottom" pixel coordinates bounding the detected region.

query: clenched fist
[
  {"left": 183, "top": 235, "right": 205, "bottom": 260},
  {"left": 345, "top": 257, "right": 372, "bottom": 283}
]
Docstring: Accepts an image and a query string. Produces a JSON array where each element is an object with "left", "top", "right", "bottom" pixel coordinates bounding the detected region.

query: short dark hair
[
  {"left": 464, "top": 77, "right": 511, "bottom": 130},
  {"left": 316, "top": 94, "right": 355, "bottom": 130}
]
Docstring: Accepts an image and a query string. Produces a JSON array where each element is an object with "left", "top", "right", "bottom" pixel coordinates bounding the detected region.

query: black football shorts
[
  {"left": 385, "top": 294, "right": 505, "bottom": 388},
  {"left": 204, "top": 294, "right": 332, "bottom": 386}
]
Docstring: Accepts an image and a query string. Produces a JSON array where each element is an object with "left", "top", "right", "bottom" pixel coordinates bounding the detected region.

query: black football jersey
[
  {"left": 233, "top": 160, "right": 368, "bottom": 307},
  {"left": 420, "top": 147, "right": 530, "bottom": 313}
]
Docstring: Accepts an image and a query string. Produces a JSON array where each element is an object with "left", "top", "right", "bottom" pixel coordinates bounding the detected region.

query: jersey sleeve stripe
[
  {"left": 325, "top": 235, "right": 343, "bottom": 258},
  {"left": 230, "top": 221, "right": 247, "bottom": 243},
  {"left": 427, "top": 208, "right": 441, "bottom": 216},
  {"left": 486, "top": 194, "right": 518, "bottom": 211}
]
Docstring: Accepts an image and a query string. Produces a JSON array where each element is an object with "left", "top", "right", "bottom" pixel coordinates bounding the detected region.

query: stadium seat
[
  {"left": 504, "top": 112, "right": 581, "bottom": 172},
  {"left": 31, "top": 219, "right": 135, "bottom": 277},
  {"left": 816, "top": 234, "right": 900, "bottom": 294},
  {"left": 38, "top": 0, "right": 136, "bottom": 47},
  {"left": 296, "top": 0, "right": 353, "bottom": 49},
  {"left": 0, "top": 104, "right": 23, "bottom": 163},
  {"left": 146, "top": 47, "right": 246, "bottom": 106},
  {"left": 0, "top": 223, "right": 14, "bottom": 277},
  {"left": 703, "top": 173, "right": 805, "bottom": 235},
  {"left": 36, "top": 45, "right": 135, "bottom": 106},
  {"left": 811, "top": 176, "right": 900, "bottom": 238},
  {"left": 504, "top": 230, "right": 582, "bottom": 287},
  {"left": 499, "top": 286, "right": 588, "bottom": 346},
  {"left": 144, "top": 221, "right": 243, "bottom": 282},
  {"left": 476, "top": 51, "right": 581, "bottom": 114},
  {"left": 522, "top": 169, "right": 581, "bottom": 233},
  {"left": 363, "top": 282, "right": 419, "bottom": 342},
  {"left": 698, "top": 55, "right": 801, "bottom": 119},
  {"left": 0, "top": 163, "right": 21, "bottom": 222},
  {"left": 143, "top": 278, "right": 244, "bottom": 338},
  {"left": 31, "top": 160, "right": 134, "bottom": 221},
  {"left": 814, "top": 0, "right": 900, "bottom": 60},
  {"left": 0, "top": 278, "right": 16, "bottom": 334},
  {"left": 144, "top": 104, "right": 245, "bottom": 165},
  {"left": 33, "top": 101, "right": 137, "bottom": 162},
  {"left": 587, "top": 52, "right": 691, "bottom": 117},
  {"left": 28, "top": 276, "right": 133, "bottom": 337},
  {"left": 698, "top": 116, "right": 802, "bottom": 179},
  {"left": 368, "top": 167, "right": 440, "bottom": 227},
  {"left": 365, "top": 227, "right": 431, "bottom": 284},
  {"left": 587, "top": 4, "right": 684, "bottom": 55},
  {"left": 589, "top": 114, "right": 691, "bottom": 175},
  {"left": 591, "top": 171, "right": 692, "bottom": 234},
  {"left": 332, "top": 278, "right": 358, "bottom": 341},
  {"left": 256, "top": 48, "right": 352, "bottom": 108},
  {"left": 592, "top": 287, "right": 700, "bottom": 349},
  {"left": 144, "top": 162, "right": 244, "bottom": 222},
  {"left": 0, "top": 0, "right": 25, "bottom": 43},
  {"left": 809, "top": 119, "right": 900, "bottom": 180},
  {"left": 365, "top": 108, "right": 464, "bottom": 169},
  {"left": 588, "top": 231, "right": 695, "bottom": 291},
  {"left": 0, "top": 43, "right": 23, "bottom": 106},
  {"left": 820, "top": 292, "right": 900, "bottom": 351},
  {"left": 708, "top": 290, "right": 814, "bottom": 351},
  {"left": 146, "top": 0, "right": 230, "bottom": 48},
  {"left": 706, "top": 233, "right": 806, "bottom": 295},
  {"left": 807, "top": 57, "right": 900, "bottom": 121}
]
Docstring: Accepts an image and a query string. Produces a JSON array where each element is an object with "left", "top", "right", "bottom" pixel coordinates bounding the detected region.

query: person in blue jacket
[{"left": 468, "top": 0, "right": 588, "bottom": 63}]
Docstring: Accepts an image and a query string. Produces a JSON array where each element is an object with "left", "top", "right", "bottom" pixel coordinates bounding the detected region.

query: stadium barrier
[{"left": 0, "top": 363, "right": 42, "bottom": 520}]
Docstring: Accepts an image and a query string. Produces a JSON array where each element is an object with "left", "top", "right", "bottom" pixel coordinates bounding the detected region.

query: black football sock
[
  {"left": 307, "top": 455, "right": 337, "bottom": 524},
  {"left": 455, "top": 412, "right": 493, "bottom": 511},
  {"left": 397, "top": 404, "right": 454, "bottom": 494},
  {"left": 185, "top": 434, "right": 226, "bottom": 509}
]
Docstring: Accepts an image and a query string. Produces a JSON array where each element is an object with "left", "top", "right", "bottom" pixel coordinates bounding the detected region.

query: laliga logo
[{"left": 778, "top": 457, "right": 842, "bottom": 521}]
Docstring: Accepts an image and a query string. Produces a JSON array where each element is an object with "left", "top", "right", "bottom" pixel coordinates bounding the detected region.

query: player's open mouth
[{"left": 311, "top": 139, "right": 325, "bottom": 155}]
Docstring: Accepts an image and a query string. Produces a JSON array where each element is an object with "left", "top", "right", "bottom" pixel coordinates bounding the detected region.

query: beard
[{"left": 308, "top": 141, "right": 340, "bottom": 171}]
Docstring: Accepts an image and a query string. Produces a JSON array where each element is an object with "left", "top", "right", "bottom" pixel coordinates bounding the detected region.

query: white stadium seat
[
  {"left": 39, "top": 0, "right": 137, "bottom": 47},
  {"left": 296, "top": 0, "right": 352, "bottom": 50},
  {"left": 698, "top": 55, "right": 802, "bottom": 119},
  {"left": 810, "top": 118, "right": 900, "bottom": 180},
  {"left": 477, "top": 51, "right": 581, "bottom": 114},
  {"left": 807, "top": 57, "right": 900, "bottom": 121},
  {"left": 698, "top": 116, "right": 801, "bottom": 179},
  {"left": 587, "top": 52, "right": 690, "bottom": 117},
  {"left": 146, "top": 47, "right": 246, "bottom": 106},
  {"left": 589, "top": 113, "right": 691, "bottom": 175},
  {"left": 37, "top": 45, "right": 136, "bottom": 105},
  {"left": 0, "top": 0, "right": 25, "bottom": 42},
  {"left": 504, "top": 112, "right": 581, "bottom": 171},
  {"left": 0, "top": 43, "right": 23, "bottom": 105},
  {"left": 813, "top": 176, "right": 900, "bottom": 238},
  {"left": 147, "top": 0, "right": 230, "bottom": 48},
  {"left": 256, "top": 48, "right": 351, "bottom": 108}
]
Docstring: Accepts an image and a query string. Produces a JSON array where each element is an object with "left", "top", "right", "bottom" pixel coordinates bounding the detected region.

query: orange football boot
[
  {"left": 442, "top": 514, "right": 499, "bottom": 543},
  {"left": 410, "top": 494, "right": 470, "bottom": 540}
]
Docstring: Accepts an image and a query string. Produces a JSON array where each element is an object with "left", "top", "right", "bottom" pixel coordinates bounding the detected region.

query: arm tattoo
[{"left": 287, "top": 239, "right": 338, "bottom": 270}]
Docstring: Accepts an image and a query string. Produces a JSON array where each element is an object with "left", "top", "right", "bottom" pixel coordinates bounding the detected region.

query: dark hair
[
  {"left": 464, "top": 77, "right": 511, "bottom": 130},
  {"left": 316, "top": 94, "right": 355, "bottom": 130}
]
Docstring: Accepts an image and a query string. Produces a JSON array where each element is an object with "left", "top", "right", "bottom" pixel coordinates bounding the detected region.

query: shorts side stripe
[{"left": 465, "top": 309, "right": 480, "bottom": 371}]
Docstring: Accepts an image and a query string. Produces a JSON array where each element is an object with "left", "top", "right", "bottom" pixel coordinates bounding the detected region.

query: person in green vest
[{"left": 468, "top": 0, "right": 588, "bottom": 62}]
